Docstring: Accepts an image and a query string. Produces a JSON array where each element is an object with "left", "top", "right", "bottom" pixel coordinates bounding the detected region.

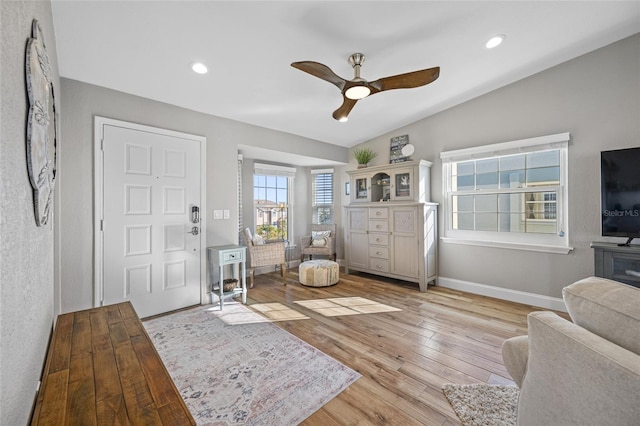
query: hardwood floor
[{"left": 246, "top": 269, "right": 565, "bottom": 425}]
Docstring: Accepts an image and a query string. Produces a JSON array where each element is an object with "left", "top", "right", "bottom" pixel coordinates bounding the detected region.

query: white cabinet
[{"left": 345, "top": 160, "right": 437, "bottom": 292}]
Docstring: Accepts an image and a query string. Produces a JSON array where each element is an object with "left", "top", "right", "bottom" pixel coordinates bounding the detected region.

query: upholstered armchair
[
  {"left": 300, "top": 224, "right": 336, "bottom": 262},
  {"left": 243, "top": 228, "right": 286, "bottom": 287}
]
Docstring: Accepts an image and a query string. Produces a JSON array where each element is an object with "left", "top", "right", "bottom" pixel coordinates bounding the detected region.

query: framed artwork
[
  {"left": 390, "top": 134, "right": 410, "bottom": 163},
  {"left": 26, "top": 20, "right": 58, "bottom": 226}
]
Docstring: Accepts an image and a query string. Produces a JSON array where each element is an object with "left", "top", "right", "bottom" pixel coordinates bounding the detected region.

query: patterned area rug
[
  {"left": 144, "top": 303, "right": 360, "bottom": 425},
  {"left": 442, "top": 383, "right": 518, "bottom": 426}
]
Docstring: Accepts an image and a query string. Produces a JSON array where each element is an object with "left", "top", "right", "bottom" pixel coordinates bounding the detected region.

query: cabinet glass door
[
  {"left": 393, "top": 170, "right": 413, "bottom": 200},
  {"left": 355, "top": 177, "right": 369, "bottom": 201}
]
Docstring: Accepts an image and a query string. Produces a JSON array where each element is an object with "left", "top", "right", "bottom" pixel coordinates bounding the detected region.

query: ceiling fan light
[
  {"left": 345, "top": 85, "right": 371, "bottom": 100},
  {"left": 338, "top": 116, "right": 348, "bottom": 122}
]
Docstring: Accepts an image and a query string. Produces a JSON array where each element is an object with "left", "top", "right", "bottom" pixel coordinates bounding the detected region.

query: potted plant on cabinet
[{"left": 353, "top": 147, "right": 377, "bottom": 168}]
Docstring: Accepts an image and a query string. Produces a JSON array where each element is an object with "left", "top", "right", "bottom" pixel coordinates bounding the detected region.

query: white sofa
[{"left": 502, "top": 276, "right": 640, "bottom": 425}]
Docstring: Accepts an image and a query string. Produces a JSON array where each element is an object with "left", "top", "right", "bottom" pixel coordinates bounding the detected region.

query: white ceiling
[{"left": 51, "top": 1, "right": 640, "bottom": 156}]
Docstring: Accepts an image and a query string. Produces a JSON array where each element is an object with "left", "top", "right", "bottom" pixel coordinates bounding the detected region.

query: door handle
[{"left": 187, "top": 226, "right": 199, "bottom": 236}]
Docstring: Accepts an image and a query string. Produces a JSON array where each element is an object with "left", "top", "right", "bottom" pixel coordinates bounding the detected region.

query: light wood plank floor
[{"left": 245, "top": 269, "right": 567, "bottom": 426}]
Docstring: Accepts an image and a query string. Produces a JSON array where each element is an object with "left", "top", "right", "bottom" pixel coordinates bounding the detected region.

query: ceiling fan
[{"left": 291, "top": 53, "right": 440, "bottom": 122}]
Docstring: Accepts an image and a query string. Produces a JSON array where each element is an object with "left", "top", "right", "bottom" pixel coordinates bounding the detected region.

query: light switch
[
  {"left": 213, "top": 210, "right": 223, "bottom": 220},
  {"left": 223, "top": 210, "right": 230, "bottom": 219}
]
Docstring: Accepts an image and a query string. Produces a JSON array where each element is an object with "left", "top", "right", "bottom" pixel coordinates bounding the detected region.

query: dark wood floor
[{"left": 246, "top": 269, "right": 564, "bottom": 426}]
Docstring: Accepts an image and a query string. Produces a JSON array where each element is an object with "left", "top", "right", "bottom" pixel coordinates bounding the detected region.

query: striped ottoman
[{"left": 299, "top": 260, "right": 339, "bottom": 287}]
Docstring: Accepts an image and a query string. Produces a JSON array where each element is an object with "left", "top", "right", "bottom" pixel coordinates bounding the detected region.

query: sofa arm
[
  {"left": 516, "top": 311, "right": 640, "bottom": 426},
  {"left": 502, "top": 335, "right": 528, "bottom": 388}
]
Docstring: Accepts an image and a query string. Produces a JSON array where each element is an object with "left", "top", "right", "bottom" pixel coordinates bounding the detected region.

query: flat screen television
[{"left": 601, "top": 147, "right": 640, "bottom": 246}]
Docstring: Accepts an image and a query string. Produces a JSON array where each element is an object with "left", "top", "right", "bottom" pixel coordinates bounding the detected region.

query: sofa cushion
[{"left": 563, "top": 276, "right": 640, "bottom": 355}]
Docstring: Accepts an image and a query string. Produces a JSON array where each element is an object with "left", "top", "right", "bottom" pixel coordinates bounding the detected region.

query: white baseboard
[{"left": 437, "top": 276, "right": 567, "bottom": 312}]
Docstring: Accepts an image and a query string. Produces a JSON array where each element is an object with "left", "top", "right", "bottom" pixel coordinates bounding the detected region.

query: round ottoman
[{"left": 299, "top": 260, "right": 339, "bottom": 287}]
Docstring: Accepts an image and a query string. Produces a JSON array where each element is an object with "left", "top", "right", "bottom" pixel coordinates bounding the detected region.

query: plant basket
[{"left": 222, "top": 278, "right": 238, "bottom": 292}]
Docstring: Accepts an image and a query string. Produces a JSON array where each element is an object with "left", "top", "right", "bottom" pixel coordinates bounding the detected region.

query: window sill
[{"left": 440, "top": 237, "right": 573, "bottom": 254}]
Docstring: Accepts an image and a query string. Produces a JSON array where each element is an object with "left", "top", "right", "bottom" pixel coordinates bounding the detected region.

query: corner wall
[
  {"left": 348, "top": 33, "right": 640, "bottom": 300},
  {"left": 0, "top": 1, "right": 60, "bottom": 424}
]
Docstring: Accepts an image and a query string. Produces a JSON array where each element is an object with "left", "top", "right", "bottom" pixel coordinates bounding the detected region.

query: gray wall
[
  {"left": 347, "top": 33, "right": 640, "bottom": 299},
  {"left": 58, "top": 79, "right": 348, "bottom": 313},
  {"left": 0, "top": 1, "right": 60, "bottom": 424}
]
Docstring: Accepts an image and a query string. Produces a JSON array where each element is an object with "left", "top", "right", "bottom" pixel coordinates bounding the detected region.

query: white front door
[{"left": 98, "top": 120, "right": 204, "bottom": 318}]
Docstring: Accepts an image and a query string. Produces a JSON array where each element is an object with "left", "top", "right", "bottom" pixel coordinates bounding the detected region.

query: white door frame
[{"left": 93, "top": 117, "right": 207, "bottom": 308}]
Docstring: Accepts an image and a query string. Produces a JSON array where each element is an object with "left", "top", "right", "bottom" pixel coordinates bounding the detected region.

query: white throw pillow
[
  {"left": 311, "top": 230, "right": 330, "bottom": 247},
  {"left": 252, "top": 234, "right": 265, "bottom": 245}
]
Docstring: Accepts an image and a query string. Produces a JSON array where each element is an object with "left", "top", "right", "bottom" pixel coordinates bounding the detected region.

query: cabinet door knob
[{"left": 376, "top": 251, "right": 382, "bottom": 255}]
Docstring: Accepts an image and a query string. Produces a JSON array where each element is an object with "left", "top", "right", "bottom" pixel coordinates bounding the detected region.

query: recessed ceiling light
[
  {"left": 485, "top": 34, "right": 506, "bottom": 49},
  {"left": 191, "top": 62, "right": 208, "bottom": 74}
]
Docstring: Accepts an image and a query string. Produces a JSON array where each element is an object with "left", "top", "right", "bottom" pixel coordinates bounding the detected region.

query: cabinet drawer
[
  {"left": 223, "top": 250, "right": 245, "bottom": 263},
  {"left": 369, "top": 208, "right": 388, "bottom": 219},
  {"left": 369, "top": 258, "right": 390, "bottom": 273},
  {"left": 369, "top": 220, "right": 389, "bottom": 232},
  {"left": 368, "top": 233, "right": 389, "bottom": 246},
  {"left": 369, "top": 246, "right": 389, "bottom": 259}
]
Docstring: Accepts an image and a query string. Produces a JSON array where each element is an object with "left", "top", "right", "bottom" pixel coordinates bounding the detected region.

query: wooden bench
[{"left": 31, "top": 302, "right": 195, "bottom": 425}]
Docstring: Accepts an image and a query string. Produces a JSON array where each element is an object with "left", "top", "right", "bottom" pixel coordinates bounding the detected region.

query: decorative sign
[
  {"left": 390, "top": 135, "right": 410, "bottom": 163},
  {"left": 26, "top": 20, "right": 58, "bottom": 226}
]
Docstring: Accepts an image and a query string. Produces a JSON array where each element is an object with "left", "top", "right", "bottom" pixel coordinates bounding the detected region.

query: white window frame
[
  {"left": 253, "top": 163, "right": 295, "bottom": 242},
  {"left": 311, "top": 168, "right": 334, "bottom": 224},
  {"left": 440, "top": 132, "right": 573, "bottom": 254}
]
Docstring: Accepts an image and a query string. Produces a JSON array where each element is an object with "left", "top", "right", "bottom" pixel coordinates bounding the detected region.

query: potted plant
[{"left": 353, "top": 147, "right": 377, "bottom": 168}]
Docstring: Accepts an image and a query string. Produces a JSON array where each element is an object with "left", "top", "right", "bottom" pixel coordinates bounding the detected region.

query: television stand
[
  {"left": 591, "top": 242, "right": 640, "bottom": 288},
  {"left": 618, "top": 237, "right": 635, "bottom": 247}
]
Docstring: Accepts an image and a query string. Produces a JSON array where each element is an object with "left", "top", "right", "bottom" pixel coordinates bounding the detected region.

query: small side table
[{"left": 207, "top": 245, "right": 247, "bottom": 310}]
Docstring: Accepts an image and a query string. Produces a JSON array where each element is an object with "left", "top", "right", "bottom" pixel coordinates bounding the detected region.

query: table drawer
[
  {"left": 369, "top": 246, "right": 389, "bottom": 259},
  {"left": 369, "top": 258, "right": 390, "bottom": 273},
  {"left": 223, "top": 250, "right": 245, "bottom": 263},
  {"left": 369, "top": 220, "right": 389, "bottom": 232},
  {"left": 369, "top": 233, "right": 389, "bottom": 246},
  {"left": 369, "top": 207, "right": 389, "bottom": 219}
]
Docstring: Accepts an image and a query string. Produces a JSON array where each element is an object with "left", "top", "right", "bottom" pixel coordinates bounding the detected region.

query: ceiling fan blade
[
  {"left": 291, "top": 61, "right": 347, "bottom": 91},
  {"left": 332, "top": 96, "right": 358, "bottom": 121},
  {"left": 369, "top": 66, "right": 440, "bottom": 93}
]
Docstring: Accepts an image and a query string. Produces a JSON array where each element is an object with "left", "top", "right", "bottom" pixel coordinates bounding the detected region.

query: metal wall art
[{"left": 26, "top": 19, "right": 58, "bottom": 226}]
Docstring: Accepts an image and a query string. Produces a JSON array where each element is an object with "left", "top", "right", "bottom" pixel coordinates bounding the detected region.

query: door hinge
[
  {"left": 101, "top": 138, "right": 104, "bottom": 151},
  {"left": 100, "top": 219, "right": 104, "bottom": 231}
]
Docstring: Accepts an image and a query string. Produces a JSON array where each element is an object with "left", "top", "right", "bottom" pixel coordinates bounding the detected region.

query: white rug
[
  {"left": 442, "top": 383, "right": 518, "bottom": 426},
  {"left": 144, "top": 303, "right": 360, "bottom": 425}
]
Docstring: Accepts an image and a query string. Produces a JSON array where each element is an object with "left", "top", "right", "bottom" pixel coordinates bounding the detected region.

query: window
[
  {"left": 311, "top": 169, "right": 334, "bottom": 224},
  {"left": 253, "top": 163, "right": 295, "bottom": 241},
  {"left": 441, "top": 133, "right": 571, "bottom": 253}
]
